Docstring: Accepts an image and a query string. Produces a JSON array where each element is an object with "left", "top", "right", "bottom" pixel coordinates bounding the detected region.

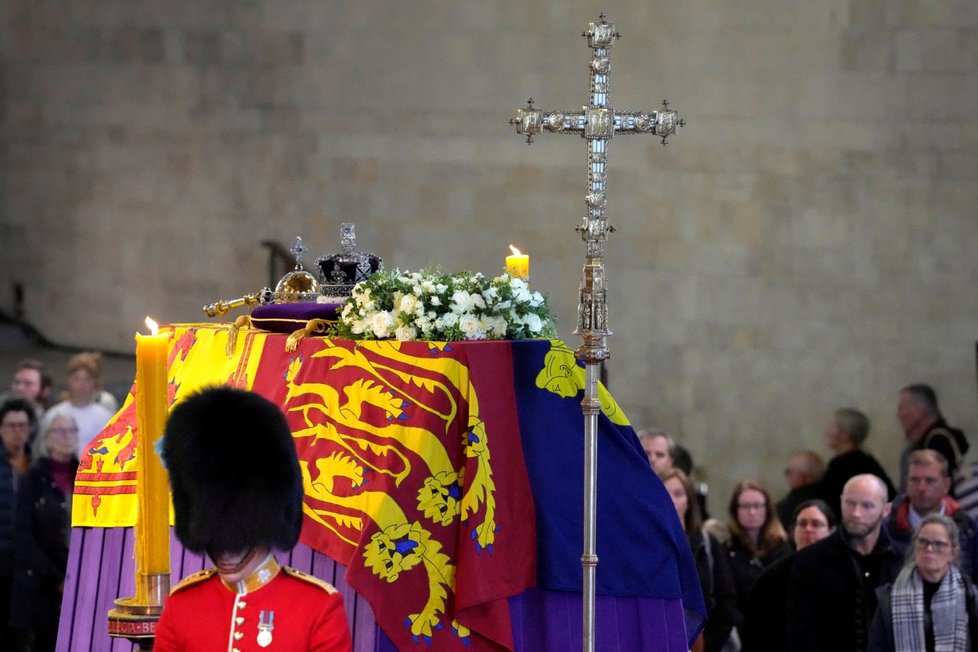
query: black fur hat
[{"left": 162, "top": 386, "right": 303, "bottom": 554}]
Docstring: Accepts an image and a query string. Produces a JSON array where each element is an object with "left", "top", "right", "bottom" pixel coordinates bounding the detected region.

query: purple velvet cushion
[{"left": 250, "top": 301, "right": 343, "bottom": 333}]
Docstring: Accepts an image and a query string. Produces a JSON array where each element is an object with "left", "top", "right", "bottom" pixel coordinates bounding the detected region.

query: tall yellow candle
[
  {"left": 506, "top": 244, "right": 530, "bottom": 279},
  {"left": 134, "top": 317, "right": 171, "bottom": 598}
]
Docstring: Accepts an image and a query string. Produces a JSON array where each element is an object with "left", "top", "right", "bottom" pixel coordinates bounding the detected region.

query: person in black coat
[
  {"left": 660, "top": 468, "right": 739, "bottom": 652},
  {"left": 724, "top": 479, "right": 792, "bottom": 624},
  {"left": 819, "top": 407, "right": 896, "bottom": 519},
  {"left": 740, "top": 499, "right": 836, "bottom": 651},
  {"left": 787, "top": 474, "right": 903, "bottom": 652},
  {"left": 1, "top": 398, "right": 37, "bottom": 645},
  {"left": 9, "top": 413, "right": 80, "bottom": 652},
  {"left": 897, "top": 383, "right": 969, "bottom": 492}
]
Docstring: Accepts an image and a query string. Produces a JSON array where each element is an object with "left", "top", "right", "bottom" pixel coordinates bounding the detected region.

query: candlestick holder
[{"left": 107, "top": 572, "right": 170, "bottom": 649}]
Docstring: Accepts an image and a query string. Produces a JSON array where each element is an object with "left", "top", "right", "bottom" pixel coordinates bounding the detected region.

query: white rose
[
  {"left": 399, "top": 293, "right": 418, "bottom": 314},
  {"left": 459, "top": 314, "right": 486, "bottom": 340},
  {"left": 523, "top": 313, "right": 543, "bottom": 334},
  {"left": 451, "top": 290, "right": 473, "bottom": 313},
  {"left": 395, "top": 325, "right": 417, "bottom": 341},
  {"left": 431, "top": 296, "right": 442, "bottom": 307},
  {"left": 488, "top": 316, "right": 508, "bottom": 338},
  {"left": 441, "top": 312, "right": 459, "bottom": 328},
  {"left": 529, "top": 291, "right": 544, "bottom": 308},
  {"left": 371, "top": 311, "right": 395, "bottom": 338}
]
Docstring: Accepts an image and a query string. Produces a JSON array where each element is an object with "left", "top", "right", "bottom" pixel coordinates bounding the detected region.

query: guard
[{"left": 154, "top": 386, "right": 353, "bottom": 651}]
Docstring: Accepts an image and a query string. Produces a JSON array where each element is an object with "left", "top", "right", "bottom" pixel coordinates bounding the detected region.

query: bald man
[{"left": 787, "top": 474, "right": 902, "bottom": 652}]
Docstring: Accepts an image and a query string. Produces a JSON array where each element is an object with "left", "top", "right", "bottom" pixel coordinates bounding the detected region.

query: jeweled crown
[{"left": 316, "top": 223, "right": 382, "bottom": 297}]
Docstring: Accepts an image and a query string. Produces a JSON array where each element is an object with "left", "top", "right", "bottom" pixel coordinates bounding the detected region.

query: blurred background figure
[
  {"left": 870, "top": 514, "right": 977, "bottom": 651},
  {"left": 740, "top": 499, "right": 836, "bottom": 651},
  {"left": 724, "top": 478, "right": 791, "bottom": 643},
  {"left": 9, "top": 413, "right": 79, "bottom": 652},
  {"left": 776, "top": 450, "right": 825, "bottom": 529},
  {"left": 660, "top": 468, "right": 739, "bottom": 652},
  {"left": 639, "top": 428, "right": 711, "bottom": 518},
  {"left": 1, "top": 398, "right": 39, "bottom": 645},
  {"left": 638, "top": 428, "right": 674, "bottom": 475},
  {"left": 0, "top": 359, "right": 51, "bottom": 426},
  {"left": 1, "top": 398, "right": 35, "bottom": 483},
  {"left": 42, "top": 352, "right": 115, "bottom": 457},
  {"left": 819, "top": 407, "right": 896, "bottom": 519},
  {"left": 897, "top": 383, "right": 969, "bottom": 491}
]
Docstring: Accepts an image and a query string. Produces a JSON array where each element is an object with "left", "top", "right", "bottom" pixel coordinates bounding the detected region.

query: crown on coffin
[{"left": 315, "top": 223, "right": 382, "bottom": 298}]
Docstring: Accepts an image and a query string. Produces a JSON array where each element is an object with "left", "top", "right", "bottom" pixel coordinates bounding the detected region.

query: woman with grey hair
[
  {"left": 869, "top": 513, "right": 978, "bottom": 651},
  {"left": 9, "top": 412, "right": 79, "bottom": 652}
]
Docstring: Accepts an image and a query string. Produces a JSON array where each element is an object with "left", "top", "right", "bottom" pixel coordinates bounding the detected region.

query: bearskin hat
[{"left": 162, "top": 387, "right": 303, "bottom": 554}]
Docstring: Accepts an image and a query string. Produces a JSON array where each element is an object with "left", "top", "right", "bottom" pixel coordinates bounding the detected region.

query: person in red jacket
[{"left": 154, "top": 387, "right": 353, "bottom": 651}]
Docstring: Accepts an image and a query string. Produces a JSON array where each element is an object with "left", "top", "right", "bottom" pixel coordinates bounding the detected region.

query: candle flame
[
  {"left": 145, "top": 316, "right": 159, "bottom": 335},
  {"left": 509, "top": 245, "right": 523, "bottom": 256}
]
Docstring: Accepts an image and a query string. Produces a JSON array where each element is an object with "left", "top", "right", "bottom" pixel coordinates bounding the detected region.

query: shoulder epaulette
[
  {"left": 170, "top": 568, "right": 217, "bottom": 594},
  {"left": 282, "top": 566, "right": 338, "bottom": 594}
]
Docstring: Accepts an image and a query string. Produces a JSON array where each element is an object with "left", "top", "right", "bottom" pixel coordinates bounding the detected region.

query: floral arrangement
[{"left": 335, "top": 268, "right": 557, "bottom": 341}]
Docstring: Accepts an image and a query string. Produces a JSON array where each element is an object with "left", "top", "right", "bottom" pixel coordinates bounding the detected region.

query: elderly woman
[
  {"left": 660, "top": 467, "right": 739, "bottom": 652},
  {"left": 9, "top": 413, "right": 80, "bottom": 652},
  {"left": 869, "top": 513, "right": 978, "bottom": 652}
]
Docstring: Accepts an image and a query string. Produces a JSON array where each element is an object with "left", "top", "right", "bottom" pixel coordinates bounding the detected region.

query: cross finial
[
  {"left": 340, "top": 222, "right": 357, "bottom": 253},
  {"left": 290, "top": 236, "right": 307, "bottom": 269}
]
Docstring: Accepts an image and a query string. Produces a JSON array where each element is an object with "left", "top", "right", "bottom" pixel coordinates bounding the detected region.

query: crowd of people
[
  {"left": 0, "top": 354, "right": 116, "bottom": 651},
  {"left": 1, "top": 345, "right": 973, "bottom": 652},
  {"left": 642, "top": 382, "right": 976, "bottom": 652}
]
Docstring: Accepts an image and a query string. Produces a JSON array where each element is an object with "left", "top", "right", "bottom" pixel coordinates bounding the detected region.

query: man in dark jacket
[
  {"left": 787, "top": 474, "right": 903, "bottom": 652},
  {"left": 897, "top": 383, "right": 968, "bottom": 491}
]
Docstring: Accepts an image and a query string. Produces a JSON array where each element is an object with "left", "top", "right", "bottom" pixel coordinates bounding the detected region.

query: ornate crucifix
[{"left": 510, "top": 14, "right": 684, "bottom": 652}]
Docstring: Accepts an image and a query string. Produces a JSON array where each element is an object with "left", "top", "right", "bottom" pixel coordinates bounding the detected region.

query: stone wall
[{"left": 2, "top": 0, "right": 976, "bottom": 503}]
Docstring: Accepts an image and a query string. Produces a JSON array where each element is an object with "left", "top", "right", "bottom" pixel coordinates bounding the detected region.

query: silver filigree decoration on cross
[{"left": 509, "top": 13, "right": 685, "bottom": 363}]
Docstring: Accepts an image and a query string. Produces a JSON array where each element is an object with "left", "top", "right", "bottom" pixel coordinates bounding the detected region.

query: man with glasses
[
  {"left": 787, "top": 474, "right": 902, "bottom": 652},
  {"left": 0, "top": 398, "right": 38, "bottom": 644},
  {"left": 883, "top": 449, "right": 978, "bottom": 581}
]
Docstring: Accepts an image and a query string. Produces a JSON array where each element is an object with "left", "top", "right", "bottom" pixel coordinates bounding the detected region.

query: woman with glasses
[
  {"left": 740, "top": 499, "right": 836, "bottom": 650},
  {"left": 9, "top": 413, "right": 80, "bottom": 652},
  {"left": 724, "top": 479, "right": 792, "bottom": 646},
  {"left": 869, "top": 513, "right": 978, "bottom": 652}
]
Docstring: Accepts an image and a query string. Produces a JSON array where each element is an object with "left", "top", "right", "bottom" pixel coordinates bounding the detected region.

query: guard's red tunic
[{"left": 154, "top": 555, "right": 353, "bottom": 652}]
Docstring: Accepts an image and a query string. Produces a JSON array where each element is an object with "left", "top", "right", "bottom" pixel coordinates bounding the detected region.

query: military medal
[{"left": 257, "top": 610, "right": 274, "bottom": 647}]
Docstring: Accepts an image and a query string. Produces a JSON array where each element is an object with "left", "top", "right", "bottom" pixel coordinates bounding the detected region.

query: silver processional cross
[{"left": 510, "top": 14, "right": 684, "bottom": 652}]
